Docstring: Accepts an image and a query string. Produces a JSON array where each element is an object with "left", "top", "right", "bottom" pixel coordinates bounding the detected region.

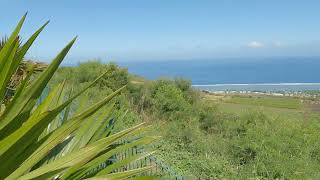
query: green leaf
[
  {"left": 0, "top": 82, "right": 65, "bottom": 157},
  {"left": 70, "top": 136, "right": 158, "bottom": 179},
  {"left": 85, "top": 166, "right": 154, "bottom": 180},
  {"left": 68, "top": 104, "right": 115, "bottom": 152},
  {"left": 96, "top": 151, "right": 155, "bottom": 175},
  {"left": 0, "top": 13, "right": 26, "bottom": 72},
  {"left": 0, "top": 37, "right": 77, "bottom": 138},
  {"left": 0, "top": 39, "right": 19, "bottom": 100},
  {"left": 0, "top": 21, "right": 49, "bottom": 101},
  {"left": 0, "top": 14, "right": 157, "bottom": 180},
  {"left": 89, "top": 107, "right": 119, "bottom": 143},
  {"left": 16, "top": 123, "right": 146, "bottom": 180},
  {"left": 15, "top": 21, "right": 49, "bottom": 63},
  {"left": 2, "top": 67, "right": 34, "bottom": 117},
  {"left": 4, "top": 73, "right": 121, "bottom": 179}
]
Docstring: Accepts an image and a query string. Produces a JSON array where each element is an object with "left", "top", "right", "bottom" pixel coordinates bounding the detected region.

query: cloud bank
[{"left": 247, "top": 41, "right": 265, "bottom": 48}]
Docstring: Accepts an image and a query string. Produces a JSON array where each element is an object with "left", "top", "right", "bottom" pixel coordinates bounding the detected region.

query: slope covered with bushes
[{"left": 52, "top": 60, "right": 320, "bottom": 179}]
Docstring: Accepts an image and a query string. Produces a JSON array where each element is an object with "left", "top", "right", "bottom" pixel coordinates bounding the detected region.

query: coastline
[
  {"left": 192, "top": 83, "right": 320, "bottom": 94},
  {"left": 192, "top": 83, "right": 320, "bottom": 86}
]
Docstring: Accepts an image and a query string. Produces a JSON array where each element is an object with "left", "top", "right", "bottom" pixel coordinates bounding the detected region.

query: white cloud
[
  {"left": 247, "top": 41, "right": 264, "bottom": 48},
  {"left": 273, "top": 41, "right": 283, "bottom": 47}
]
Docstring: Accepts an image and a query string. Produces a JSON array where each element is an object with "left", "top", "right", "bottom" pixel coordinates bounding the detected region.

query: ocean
[{"left": 118, "top": 57, "right": 320, "bottom": 92}]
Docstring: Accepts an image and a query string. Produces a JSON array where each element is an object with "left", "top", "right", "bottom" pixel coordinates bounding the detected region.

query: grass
[
  {"left": 224, "top": 95, "right": 302, "bottom": 109},
  {"left": 204, "top": 93, "right": 307, "bottom": 121},
  {"left": 198, "top": 93, "right": 320, "bottom": 179},
  {"left": 218, "top": 102, "right": 305, "bottom": 120}
]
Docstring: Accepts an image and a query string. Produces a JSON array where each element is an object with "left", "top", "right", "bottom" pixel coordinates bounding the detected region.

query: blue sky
[{"left": 2, "top": 0, "right": 320, "bottom": 62}]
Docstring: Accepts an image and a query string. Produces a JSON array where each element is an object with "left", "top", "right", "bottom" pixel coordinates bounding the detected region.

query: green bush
[
  {"left": 55, "top": 61, "right": 128, "bottom": 91},
  {"left": 151, "top": 80, "right": 189, "bottom": 117},
  {"left": 174, "top": 77, "right": 191, "bottom": 92}
]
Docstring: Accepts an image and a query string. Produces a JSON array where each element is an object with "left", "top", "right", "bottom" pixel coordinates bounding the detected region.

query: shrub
[
  {"left": 55, "top": 61, "right": 129, "bottom": 91},
  {"left": 151, "top": 81, "right": 189, "bottom": 117},
  {"left": 174, "top": 77, "right": 191, "bottom": 92}
]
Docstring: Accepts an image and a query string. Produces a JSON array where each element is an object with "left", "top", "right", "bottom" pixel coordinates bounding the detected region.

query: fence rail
[{"left": 113, "top": 140, "right": 185, "bottom": 179}]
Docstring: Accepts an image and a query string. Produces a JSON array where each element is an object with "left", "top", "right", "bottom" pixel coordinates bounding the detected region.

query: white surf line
[{"left": 192, "top": 83, "right": 320, "bottom": 87}]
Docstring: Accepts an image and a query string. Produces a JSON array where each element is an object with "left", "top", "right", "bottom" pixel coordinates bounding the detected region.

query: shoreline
[
  {"left": 192, "top": 83, "right": 320, "bottom": 86},
  {"left": 192, "top": 83, "right": 320, "bottom": 95}
]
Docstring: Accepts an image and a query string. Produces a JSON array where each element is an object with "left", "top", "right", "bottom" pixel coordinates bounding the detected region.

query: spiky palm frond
[
  {"left": 1, "top": 33, "right": 48, "bottom": 102},
  {"left": 0, "top": 37, "right": 6, "bottom": 51},
  {"left": 0, "top": 36, "right": 22, "bottom": 51},
  {"left": 0, "top": 14, "right": 156, "bottom": 180}
]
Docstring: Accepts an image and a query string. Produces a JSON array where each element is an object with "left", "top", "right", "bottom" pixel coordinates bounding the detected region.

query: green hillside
[{"left": 51, "top": 61, "right": 320, "bottom": 179}]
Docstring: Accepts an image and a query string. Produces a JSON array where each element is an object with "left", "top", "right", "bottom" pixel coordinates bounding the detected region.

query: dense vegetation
[{"left": 53, "top": 60, "right": 320, "bottom": 179}]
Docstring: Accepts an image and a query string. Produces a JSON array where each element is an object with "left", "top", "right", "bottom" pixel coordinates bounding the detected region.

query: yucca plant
[
  {"left": 0, "top": 14, "right": 157, "bottom": 179},
  {"left": 1, "top": 34, "right": 48, "bottom": 103}
]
